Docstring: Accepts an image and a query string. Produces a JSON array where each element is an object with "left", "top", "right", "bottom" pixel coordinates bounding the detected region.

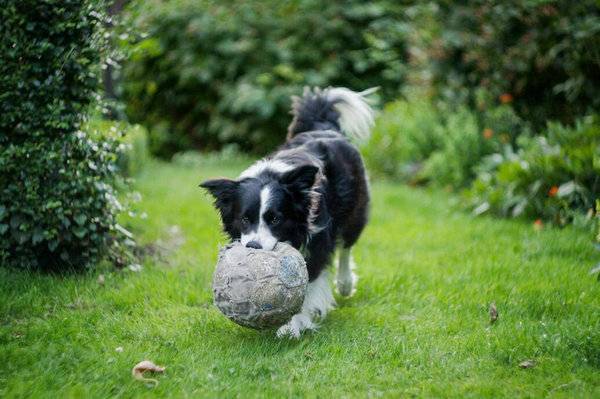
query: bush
[
  {"left": 422, "top": 107, "right": 489, "bottom": 188},
  {"left": 0, "top": 1, "right": 130, "bottom": 270},
  {"left": 363, "top": 97, "right": 444, "bottom": 183},
  {"left": 466, "top": 116, "right": 600, "bottom": 226},
  {"left": 121, "top": 0, "right": 408, "bottom": 157},
  {"left": 418, "top": 1, "right": 600, "bottom": 128},
  {"left": 85, "top": 119, "right": 150, "bottom": 177},
  {"left": 364, "top": 95, "right": 528, "bottom": 187}
]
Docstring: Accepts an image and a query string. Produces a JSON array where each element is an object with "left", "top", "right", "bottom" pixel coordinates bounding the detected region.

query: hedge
[
  {"left": 121, "top": 0, "right": 408, "bottom": 157},
  {"left": 416, "top": 0, "right": 600, "bottom": 128},
  {"left": 0, "top": 0, "right": 129, "bottom": 270}
]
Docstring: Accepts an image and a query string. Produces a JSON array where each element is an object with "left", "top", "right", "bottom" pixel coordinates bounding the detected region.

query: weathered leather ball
[{"left": 212, "top": 241, "right": 308, "bottom": 329}]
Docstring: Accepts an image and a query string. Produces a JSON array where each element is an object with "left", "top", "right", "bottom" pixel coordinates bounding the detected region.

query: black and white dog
[{"left": 201, "top": 87, "right": 374, "bottom": 338}]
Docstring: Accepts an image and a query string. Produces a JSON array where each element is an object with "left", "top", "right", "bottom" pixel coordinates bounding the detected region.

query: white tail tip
[{"left": 325, "top": 87, "right": 377, "bottom": 142}]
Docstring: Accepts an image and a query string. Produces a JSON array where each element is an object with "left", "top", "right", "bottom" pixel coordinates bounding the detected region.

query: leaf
[
  {"left": 0, "top": 224, "right": 8, "bottom": 235},
  {"left": 132, "top": 360, "right": 165, "bottom": 386},
  {"left": 511, "top": 199, "right": 527, "bottom": 218},
  {"left": 590, "top": 263, "right": 600, "bottom": 281},
  {"left": 48, "top": 239, "right": 59, "bottom": 251},
  {"left": 32, "top": 228, "right": 44, "bottom": 245},
  {"left": 74, "top": 214, "right": 87, "bottom": 226},
  {"left": 489, "top": 302, "right": 498, "bottom": 324},
  {"left": 73, "top": 226, "right": 87, "bottom": 238},
  {"left": 473, "top": 202, "right": 490, "bottom": 216},
  {"left": 519, "top": 359, "right": 536, "bottom": 369},
  {"left": 556, "top": 181, "right": 577, "bottom": 198},
  {"left": 128, "top": 263, "right": 142, "bottom": 272},
  {"left": 115, "top": 224, "right": 134, "bottom": 239}
]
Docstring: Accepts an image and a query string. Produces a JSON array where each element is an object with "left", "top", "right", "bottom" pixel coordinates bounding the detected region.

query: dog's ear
[
  {"left": 200, "top": 178, "right": 238, "bottom": 216},
  {"left": 281, "top": 165, "right": 319, "bottom": 192}
]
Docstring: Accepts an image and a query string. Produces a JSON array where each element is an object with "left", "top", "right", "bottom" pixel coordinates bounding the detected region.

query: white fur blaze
[
  {"left": 239, "top": 159, "right": 293, "bottom": 179},
  {"left": 241, "top": 186, "right": 278, "bottom": 251}
]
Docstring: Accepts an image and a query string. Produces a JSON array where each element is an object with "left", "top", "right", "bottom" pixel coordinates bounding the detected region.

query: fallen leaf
[
  {"left": 132, "top": 360, "right": 165, "bottom": 386},
  {"left": 519, "top": 359, "right": 535, "bottom": 369},
  {"left": 97, "top": 274, "right": 105, "bottom": 285},
  {"left": 489, "top": 302, "right": 498, "bottom": 324},
  {"left": 115, "top": 346, "right": 124, "bottom": 353}
]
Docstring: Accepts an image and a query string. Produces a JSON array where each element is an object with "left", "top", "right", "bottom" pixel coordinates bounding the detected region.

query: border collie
[{"left": 201, "top": 87, "right": 374, "bottom": 338}]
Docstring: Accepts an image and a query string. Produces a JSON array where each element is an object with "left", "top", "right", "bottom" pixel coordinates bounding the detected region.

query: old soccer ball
[{"left": 212, "top": 241, "right": 308, "bottom": 329}]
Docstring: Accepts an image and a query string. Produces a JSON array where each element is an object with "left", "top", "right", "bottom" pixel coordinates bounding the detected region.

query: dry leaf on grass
[
  {"left": 97, "top": 274, "right": 105, "bottom": 285},
  {"left": 519, "top": 359, "right": 535, "bottom": 369},
  {"left": 489, "top": 302, "right": 498, "bottom": 324},
  {"left": 132, "top": 360, "right": 165, "bottom": 386}
]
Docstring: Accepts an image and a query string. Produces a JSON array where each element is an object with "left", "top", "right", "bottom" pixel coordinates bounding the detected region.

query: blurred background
[
  {"left": 112, "top": 0, "right": 600, "bottom": 224},
  {"left": 2, "top": 0, "right": 599, "bottom": 269}
]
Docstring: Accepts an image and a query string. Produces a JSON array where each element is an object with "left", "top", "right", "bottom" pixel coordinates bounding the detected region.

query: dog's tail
[{"left": 287, "top": 87, "right": 377, "bottom": 141}]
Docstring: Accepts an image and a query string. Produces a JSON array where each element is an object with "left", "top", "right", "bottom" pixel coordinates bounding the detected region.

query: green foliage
[
  {"left": 121, "top": 0, "right": 408, "bottom": 157},
  {"left": 365, "top": 97, "right": 526, "bottom": 188},
  {"left": 466, "top": 116, "right": 600, "bottom": 226},
  {"left": 363, "top": 97, "right": 444, "bottom": 183},
  {"left": 418, "top": 1, "right": 600, "bottom": 127},
  {"left": 85, "top": 119, "right": 150, "bottom": 177},
  {"left": 0, "top": 1, "right": 129, "bottom": 270},
  {"left": 422, "top": 107, "right": 491, "bottom": 188}
]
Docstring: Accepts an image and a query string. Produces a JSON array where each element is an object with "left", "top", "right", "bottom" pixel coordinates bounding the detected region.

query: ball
[{"left": 212, "top": 241, "right": 308, "bottom": 329}]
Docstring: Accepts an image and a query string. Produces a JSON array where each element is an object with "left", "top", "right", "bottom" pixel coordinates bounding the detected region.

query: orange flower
[
  {"left": 533, "top": 219, "right": 543, "bottom": 231},
  {"left": 499, "top": 93, "right": 513, "bottom": 104},
  {"left": 483, "top": 128, "right": 494, "bottom": 139},
  {"left": 548, "top": 186, "right": 559, "bottom": 197}
]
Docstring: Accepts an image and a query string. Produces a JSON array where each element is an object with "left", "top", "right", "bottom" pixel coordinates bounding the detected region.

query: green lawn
[{"left": 1, "top": 159, "right": 599, "bottom": 398}]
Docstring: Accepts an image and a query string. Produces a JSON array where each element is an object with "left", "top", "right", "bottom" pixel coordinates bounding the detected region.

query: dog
[{"left": 201, "top": 87, "right": 374, "bottom": 338}]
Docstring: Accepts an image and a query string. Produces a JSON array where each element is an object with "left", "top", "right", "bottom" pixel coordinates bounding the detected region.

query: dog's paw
[
  {"left": 276, "top": 313, "right": 314, "bottom": 339},
  {"left": 336, "top": 270, "right": 356, "bottom": 297},
  {"left": 336, "top": 279, "right": 353, "bottom": 297},
  {"left": 276, "top": 323, "right": 301, "bottom": 339}
]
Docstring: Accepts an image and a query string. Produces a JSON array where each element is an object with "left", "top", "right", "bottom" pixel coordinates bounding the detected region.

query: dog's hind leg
[{"left": 336, "top": 247, "right": 357, "bottom": 297}]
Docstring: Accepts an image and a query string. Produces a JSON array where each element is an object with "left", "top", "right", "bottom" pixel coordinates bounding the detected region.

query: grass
[{"left": 1, "top": 158, "right": 599, "bottom": 398}]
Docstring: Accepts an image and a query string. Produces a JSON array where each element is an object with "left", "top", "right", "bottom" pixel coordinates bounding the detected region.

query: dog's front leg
[{"left": 276, "top": 272, "right": 335, "bottom": 339}]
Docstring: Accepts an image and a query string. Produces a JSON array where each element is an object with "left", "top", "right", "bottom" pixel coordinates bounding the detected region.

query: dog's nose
[{"left": 246, "top": 241, "right": 262, "bottom": 249}]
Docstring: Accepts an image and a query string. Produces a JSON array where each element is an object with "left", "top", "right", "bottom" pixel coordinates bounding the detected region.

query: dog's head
[{"left": 200, "top": 165, "right": 319, "bottom": 250}]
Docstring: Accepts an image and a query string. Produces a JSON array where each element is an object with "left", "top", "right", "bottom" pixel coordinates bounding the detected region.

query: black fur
[
  {"left": 202, "top": 90, "right": 370, "bottom": 281},
  {"left": 287, "top": 91, "right": 341, "bottom": 137}
]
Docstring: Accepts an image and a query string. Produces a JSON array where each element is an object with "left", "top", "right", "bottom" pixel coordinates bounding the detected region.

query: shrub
[
  {"left": 466, "top": 116, "right": 600, "bottom": 226},
  {"left": 121, "top": 0, "right": 408, "bottom": 157},
  {"left": 85, "top": 119, "right": 150, "bottom": 177},
  {"left": 363, "top": 97, "right": 444, "bottom": 183},
  {"left": 418, "top": 1, "right": 600, "bottom": 128},
  {"left": 0, "top": 1, "right": 130, "bottom": 270},
  {"left": 422, "top": 107, "right": 489, "bottom": 188},
  {"left": 364, "top": 95, "right": 527, "bottom": 187}
]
